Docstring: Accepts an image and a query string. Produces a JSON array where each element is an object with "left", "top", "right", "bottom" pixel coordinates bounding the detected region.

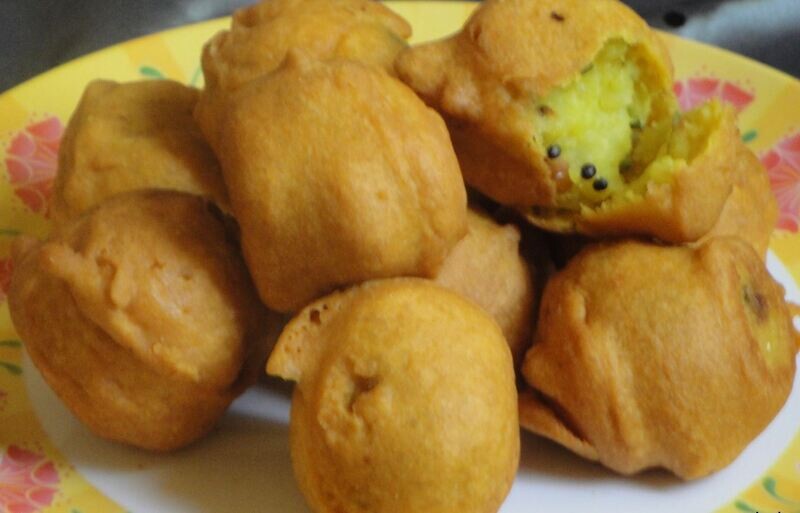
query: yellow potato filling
[
  {"left": 534, "top": 39, "right": 719, "bottom": 210},
  {"left": 623, "top": 99, "right": 723, "bottom": 195},
  {"left": 738, "top": 269, "right": 794, "bottom": 368}
]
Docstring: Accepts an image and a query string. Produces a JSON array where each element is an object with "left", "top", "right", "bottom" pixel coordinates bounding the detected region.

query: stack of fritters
[{"left": 6, "top": 1, "right": 798, "bottom": 512}]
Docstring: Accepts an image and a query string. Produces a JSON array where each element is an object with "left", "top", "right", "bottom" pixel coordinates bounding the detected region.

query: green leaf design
[
  {"left": 189, "top": 65, "right": 203, "bottom": 88},
  {"left": 733, "top": 500, "right": 758, "bottom": 513},
  {"left": 140, "top": 65, "right": 166, "bottom": 80},
  {"left": 0, "top": 361, "right": 21, "bottom": 375},
  {"left": 742, "top": 129, "right": 758, "bottom": 143},
  {"left": 763, "top": 476, "right": 800, "bottom": 505},
  {"left": 0, "top": 340, "right": 22, "bottom": 348},
  {"left": 0, "top": 228, "right": 20, "bottom": 236}
]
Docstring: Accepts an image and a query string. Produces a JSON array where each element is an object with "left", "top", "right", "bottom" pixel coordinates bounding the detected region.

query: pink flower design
[
  {"left": 762, "top": 132, "right": 800, "bottom": 232},
  {"left": 673, "top": 78, "right": 755, "bottom": 113},
  {"left": 0, "top": 259, "right": 12, "bottom": 303},
  {"left": 0, "top": 445, "right": 60, "bottom": 513},
  {"left": 4, "top": 117, "right": 64, "bottom": 215}
]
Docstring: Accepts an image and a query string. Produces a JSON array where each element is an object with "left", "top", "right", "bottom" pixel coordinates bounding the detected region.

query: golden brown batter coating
[
  {"left": 267, "top": 279, "right": 519, "bottom": 513},
  {"left": 519, "top": 238, "right": 797, "bottom": 479},
  {"left": 51, "top": 80, "right": 229, "bottom": 225},
  {"left": 435, "top": 207, "right": 535, "bottom": 365},
  {"left": 51, "top": 80, "right": 229, "bottom": 224},
  {"left": 699, "top": 142, "right": 777, "bottom": 258},
  {"left": 217, "top": 54, "right": 467, "bottom": 312},
  {"left": 396, "top": 0, "right": 737, "bottom": 243},
  {"left": 195, "top": 0, "right": 411, "bottom": 147},
  {"left": 9, "top": 191, "right": 271, "bottom": 451}
]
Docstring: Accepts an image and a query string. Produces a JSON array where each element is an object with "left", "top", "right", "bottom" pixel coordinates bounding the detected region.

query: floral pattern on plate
[
  {"left": 0, "top": 445, "right": 60, "bottom": 513},
  {"left": 762, "top": 131, "right": 800, "bottom": 232},
  {"left": 673, "top": 78, "right": 755, "bottom": 112},
  {"left": 4, "top": 116, "right": 63, "bottom": 216}
]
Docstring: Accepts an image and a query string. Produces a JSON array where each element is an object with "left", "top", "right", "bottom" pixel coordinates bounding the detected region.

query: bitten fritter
[
  {"left": 699, "top": 141, "right": 777, "bottom": 258},
  {"left": 195, "top": 0, "right": 411, "bottom": 148},
  {"left": 435, "top": 207, "right": 535, "bottom": 365},
  {"left": 9, "top": 191, "right": 272, "bottom": 451},
  {"left": 216, "top": 54, "right": 467, "bottom": 312},
  {"left": 519, "top": 237, "right": 798, "bottom": 479},
  {"left": 396, "top": 0, "right": 738, "bottom": 243},
  {"left": 267, "top": 279, "right": 519, "bottom": 513},
  {"left": 51, "top": 80, "right": 229, "bottom": 225}
]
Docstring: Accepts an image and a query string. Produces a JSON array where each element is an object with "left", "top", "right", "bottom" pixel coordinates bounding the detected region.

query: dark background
[{"left": 1, "top": 0, "right": 798, "bottom": 93}]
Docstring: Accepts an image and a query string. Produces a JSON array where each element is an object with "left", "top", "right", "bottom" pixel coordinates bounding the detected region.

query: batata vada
[
  {"left": 519, "top": 237, "right": 798, "bottom": 479},
  {"left": 195, "top": 0, "right": 411, "bottom": 148},
  {"left": 434, "top": 207, "right": 535, "bottom": 364},
  {"left": 699, "top": 142, "right": 777, "bottom": 258},
  {"left": 267, "top": 279, "right": 519, "bottom": 513},
  {"left": 216, "top": 54, "right": 467, "bottom": 312},
  {"left": 396, "top": 0, "right": 737, "bottom": 242},
  {"left": 9, "top": 191, "right": 271, "bottom": 451},
  {"left": 52, "top": 80, "right": 229, "bottom": 225}
]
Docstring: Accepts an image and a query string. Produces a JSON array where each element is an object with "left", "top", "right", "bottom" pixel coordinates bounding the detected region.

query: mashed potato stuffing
[
  {"left": 535, "top": 40, "right": 652, "bottom": 205},
  {"left": 535, "top": 40, "right": 724, "bottom": 211}
]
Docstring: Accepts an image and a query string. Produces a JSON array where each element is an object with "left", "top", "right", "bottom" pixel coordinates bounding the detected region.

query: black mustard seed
[
  {"left": 580, "top": 164, "right": 596, "bottom": 179},
  {"left": 593, "top": 177, "right": 609, "bottom": 191}
]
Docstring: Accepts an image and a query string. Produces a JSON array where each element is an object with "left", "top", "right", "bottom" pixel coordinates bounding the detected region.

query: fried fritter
[
  {"left": 519, "top": 237, "right": 798, "bottom": 479},
  {"left": 9, "top": 191, "right": 271, "bottom": 451},
  {"left": 396, "top": 0, "right": 738, "bottom": 243},
  {"left": 267, "top": 279, "right": 519, "bottom": 513},
  {"left": 699, "top": 141, "right": 777, "bottom": 257},
  {"left": 195, "top": 0, "right": 411, "bottom": 148},
  {"left": 435, "top": 207, "right": 535, "bottom": 364},
  {"left": 51, "top": 80, "right": 229, "bottom": 225},
  {"left": 216, "top": 54, "right": 467, "bottom": 312}
]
